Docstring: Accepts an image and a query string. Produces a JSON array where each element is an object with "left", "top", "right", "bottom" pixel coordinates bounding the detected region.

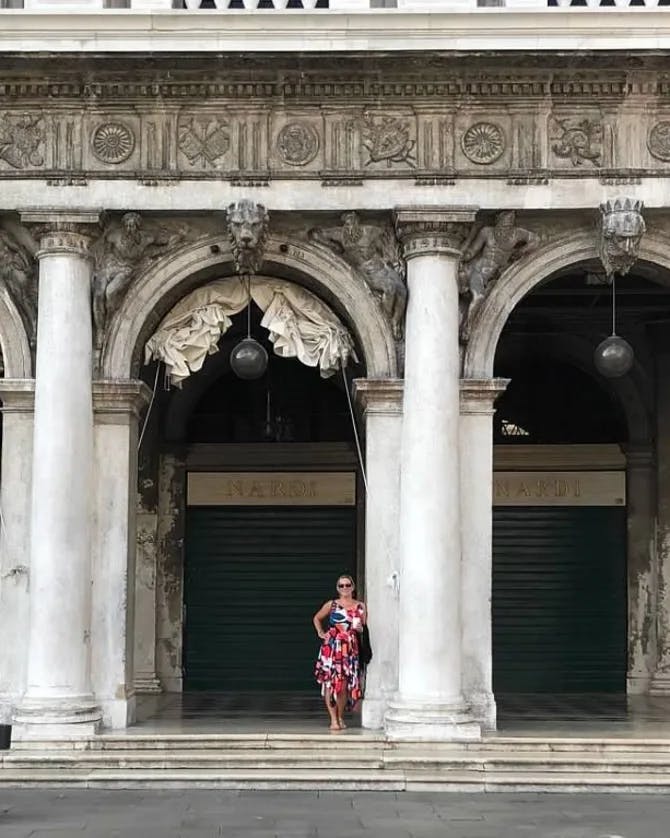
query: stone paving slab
[{"left": 1, "top": 790, "right": 670, "bottom": 837}]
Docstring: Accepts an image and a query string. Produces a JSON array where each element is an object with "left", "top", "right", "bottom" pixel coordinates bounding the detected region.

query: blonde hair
[{"left": 336, "top": 574, "right": 355, "bottom": 593}]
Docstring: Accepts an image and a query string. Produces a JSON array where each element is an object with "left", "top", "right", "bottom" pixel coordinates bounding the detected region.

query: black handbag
[{"left": 359, "top": 624, "right": 373, "bottom": 667}]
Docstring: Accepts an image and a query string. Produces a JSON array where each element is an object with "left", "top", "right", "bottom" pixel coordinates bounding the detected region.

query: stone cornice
[
  {"left": 460, "top": 378, "right": 509, "bottom": 416},
  {"left": 0, "top": 11, "right": 670, "bottom": 55},
  {"left": 93, "top": 379, "right": 152, "bottom": 422},
  {"left": 353, "top": 378, "right": 403, "bottom": 415},
  {"left": 0, "top": 378, "right": 35, "bottom": 413}
]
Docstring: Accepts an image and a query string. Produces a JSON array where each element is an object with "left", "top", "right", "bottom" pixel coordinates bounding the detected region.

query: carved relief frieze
[
  {"left": 92, "top": 213, "right": 189, "bottom": 353},
  {"left": 309, "top": 212, "right": 407, "bottom": 340},
  {"left": 275, "top": 121, "right": 320, "bottom": 167},
  {"left": 91, "top": 121, "right": 136, "bottom": 165},
  {"left": 647, "top": 121, "right": 670, "bottom": 162},
  {"left": 0, "top": 225, "right": 38, "bottom": 347},
  {"left": 359, "top": 112, "right": 416, "bottom": 169},
  {"left": 0, "top": 112, "right": 45, "bottom": 169},
  {"left": 550, "top": 115, "right": 603, "bottom": 167},
  {"left": 461, "top": 122, "right": 506, "bottom": 165},
  {"left": 177, "top": 115, "right": 231, "bottom": 169},
  {"left": 458, "top": 211, "right": 538, "bottom": 341}
]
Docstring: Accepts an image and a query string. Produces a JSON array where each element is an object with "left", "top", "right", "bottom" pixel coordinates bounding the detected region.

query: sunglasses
[{"left": 337, "top": 582, "right": 352, "bottom": 588}]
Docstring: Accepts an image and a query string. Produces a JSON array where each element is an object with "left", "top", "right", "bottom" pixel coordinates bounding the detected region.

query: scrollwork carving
[
  {"left": 597, "top": 197, "right": 646, "bottom": 278},
  {"left": 309, "top": 211, "right": 407, "bottom": 340},
  {"left": 360, "top": 113, "right": 416, "bottom": 169},
  {"left": 0, "top": 227, "right": 37, "bottom": 347},
  {"left": 92, "top": 212, "right": 187, "bottom": 350},
  {"left": 551, "top": 117, "right": 602, "bottom": 167},
  {"left": 458, "top": 211, "right": 538, "bottom": 341}
]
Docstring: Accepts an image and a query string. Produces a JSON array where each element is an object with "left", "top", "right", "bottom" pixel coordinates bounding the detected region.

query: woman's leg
[
  {"left": 323, "top": 688, "right": 339, "bottom": 730},
  {"left": 336, "top": 689, "right": 347, "bottom": 728}
]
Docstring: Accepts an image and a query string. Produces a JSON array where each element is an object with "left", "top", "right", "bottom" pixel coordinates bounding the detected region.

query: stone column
[
  {"left": 385, "top": 207, "right": 480, "bottom": 741},
  {"left": 0, "top": 381, "right": 34, "bottom": 724},
  {"left": 459, "top": 378, "right": 508, "bottom": 730},
  {"left": 13, "top": 213, "right": 101, "bottom": 740},
  {"left": 652, "top": 337, "right": 670, "bottom": 694},
  {"left": 625, "top": 446, "right": 656, "bottom": 695},
  {"left": 90, "top": 380, "right": 151, "bottom": 728},
  {"left": 353, "top": 378, "right": 403, "bottom": 730}
]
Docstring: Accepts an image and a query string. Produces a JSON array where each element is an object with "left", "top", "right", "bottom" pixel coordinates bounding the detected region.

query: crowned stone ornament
[
  {"left": 597, "top": 197, "right": 646, "bottom": 278},
  {"left": 226, "top": 199, "right": 269, "bottom": 275}
]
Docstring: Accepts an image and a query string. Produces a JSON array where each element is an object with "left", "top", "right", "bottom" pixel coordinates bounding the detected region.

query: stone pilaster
[
  {"left": 91, "top": 380, "right": 152, "bottom": 728},
  {"left": 0, "top": 381, "right": 34, "bottom": 724},
  {"left": 385, "top": 206, "right": 480, "bottom": 741},
  {"left": 13, "top": 212, "right": 101, "bottom": 741},
  {"left": 459, "top": 378, "right": 508, "bottom": 730},
  {"left": 353, "top": 377, "right": 403, "bottom": 730}
]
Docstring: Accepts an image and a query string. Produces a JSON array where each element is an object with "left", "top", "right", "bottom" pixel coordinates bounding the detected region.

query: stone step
[{"left": 2, "top": 766, "right": 670, "bottom": 792}]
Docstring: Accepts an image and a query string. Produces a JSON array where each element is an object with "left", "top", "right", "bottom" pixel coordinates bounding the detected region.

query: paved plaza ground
[{"left": 0, "top": 790, "right": 668, "bottom": 838}]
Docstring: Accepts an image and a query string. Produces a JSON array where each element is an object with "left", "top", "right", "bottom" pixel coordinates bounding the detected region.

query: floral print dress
[{"left": 315, "top": 600, "right": 364, "bottom": 707}]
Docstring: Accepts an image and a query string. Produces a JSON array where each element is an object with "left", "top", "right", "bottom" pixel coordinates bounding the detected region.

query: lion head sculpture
[
  {"left": 226, "top": 199, "right": 269, "bottom": 274},
  {"left": 598, "top": 197, "right": 646, "bottom": 278}
]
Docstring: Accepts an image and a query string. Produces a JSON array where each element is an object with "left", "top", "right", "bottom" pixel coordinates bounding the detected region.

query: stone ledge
[{"left": 0, "top": 10, "right": 669, "bottom": 53}]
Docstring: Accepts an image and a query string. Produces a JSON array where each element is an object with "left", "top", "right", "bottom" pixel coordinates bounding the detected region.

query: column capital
[
  {"left": 20, "top": 211, "right": 100, "bottom": 259},
  {"left": 394, "top": 206, "right": 478, "bottom": 260},
  {"left": 460, "top": 378, "right": 509, "bottom": 416},
  {"left": 93, "top": 379, "right": 152, "bottom": 424},
  {"left": 353, "top": 377, "right": 403, "bottom": 415},
  {"left": 0, "top": 378, "right": 35, "bottom": 413}
]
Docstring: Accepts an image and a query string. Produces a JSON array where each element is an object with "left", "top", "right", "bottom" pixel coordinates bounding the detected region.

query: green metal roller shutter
[
  {"left": 492, "top": 506, "right": 626, "bottom": 693},
  {"left": 184, "top": 506, "right": 357, "bottom": 692}
]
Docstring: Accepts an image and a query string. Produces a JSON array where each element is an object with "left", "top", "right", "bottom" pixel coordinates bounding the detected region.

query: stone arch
[
  {"left": 102, "top": 233, "right": 398, "bottom": 381},
  {"left": 0, "top": 286, "right": 32, "bottom": 379},
  {"left": 464, "top": 228, "right": 670, "bottom": 381}
]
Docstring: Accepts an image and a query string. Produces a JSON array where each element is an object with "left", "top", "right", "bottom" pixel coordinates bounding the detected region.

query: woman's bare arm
[{"left": 313, "top": 601, "right": 332, "bottom": 640}]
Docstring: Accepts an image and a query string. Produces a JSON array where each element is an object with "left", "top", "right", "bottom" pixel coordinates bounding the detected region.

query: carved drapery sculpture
[
  {"left": 458, "top": 210, "right": 538, "bottom": 340},
  {"left": 309, "top": 212, "right": 407, "bottom": 340},
  {"left": 145, "top": 277, "right": 357, "bottom": 387},
  {"left": 92, "top": 212, "right": 186, "bottom": 351},
  {"left": 226, "top": 199, "right": 269, "bottom": 274},
  {"left": 597, "top": 198, "right": 646, "bottom": 278},
  {"left": 0, "top": 226, "right": 37, "bottom": 347}
]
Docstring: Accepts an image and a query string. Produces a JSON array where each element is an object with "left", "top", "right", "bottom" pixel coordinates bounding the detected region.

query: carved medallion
[
  {"left": 178, "top": 117, "right": 230, "bottom": 168},
  {"left": 276, "top": 122, "right": 319, "bottom": 166},
  {"left": 461, "top": 122, "right": 505, "bottom": 165},
  {"left": 91, "top": 122, "right": 135, "bottom": 164},
  {"left": 0, "top": 112, "right": 45, "bottom": 169},
  {"left": 360, "top": 113, "right": 416, "bottom": 168},
  {"left": 648, "top": 121, "right": 670, "bottom": 162}
]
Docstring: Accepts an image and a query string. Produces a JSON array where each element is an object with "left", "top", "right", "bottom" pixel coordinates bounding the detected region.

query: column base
[
  {"left": 99, "top": 695, "right": 136, "bottom": 730},
  {"left": 384, "top": 698, "right": 481, "bottom": 741},
  {"left": 650, "top": 670, "right": 670, "bottom": 696},
  {"left": 467, "top": 690, "right": 497, "bottom": 731},
  {"left": 12, "top": 696, "right": 102, "bottom": 741},
  {"left": 361, "top": 696, "right": 386, "bottom": 730}
]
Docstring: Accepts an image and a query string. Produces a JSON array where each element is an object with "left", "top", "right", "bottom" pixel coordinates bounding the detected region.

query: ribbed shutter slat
[
  {"left": 492, "top": 506, "right": 626, "bottom": 693},
  {"left": 184, "top": 506, "right": 357, "bottom": 691}
]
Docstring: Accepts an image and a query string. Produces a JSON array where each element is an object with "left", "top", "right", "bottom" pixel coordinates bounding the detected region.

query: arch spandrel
[
  {"left": 463, "top": 228, "right": 670, "bottom": 381},
  {"left": 0, "top": 286, "right": 32, "bottom": 379},
  {"left": 102, "top": 234, "right": 397, "bottom": 381}
]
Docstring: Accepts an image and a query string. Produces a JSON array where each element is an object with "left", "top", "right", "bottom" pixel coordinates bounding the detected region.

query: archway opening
[
  {"left": 491, "top": 264, "right": 670, "bottom": 703},
  {"left": 135, "top": 283, "right": 366, "bottom": 708}
]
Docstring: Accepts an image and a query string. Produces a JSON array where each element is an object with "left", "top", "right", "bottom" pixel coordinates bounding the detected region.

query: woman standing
[{"left": 313, "top": 574, "right": 366, "bottom": 731}]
